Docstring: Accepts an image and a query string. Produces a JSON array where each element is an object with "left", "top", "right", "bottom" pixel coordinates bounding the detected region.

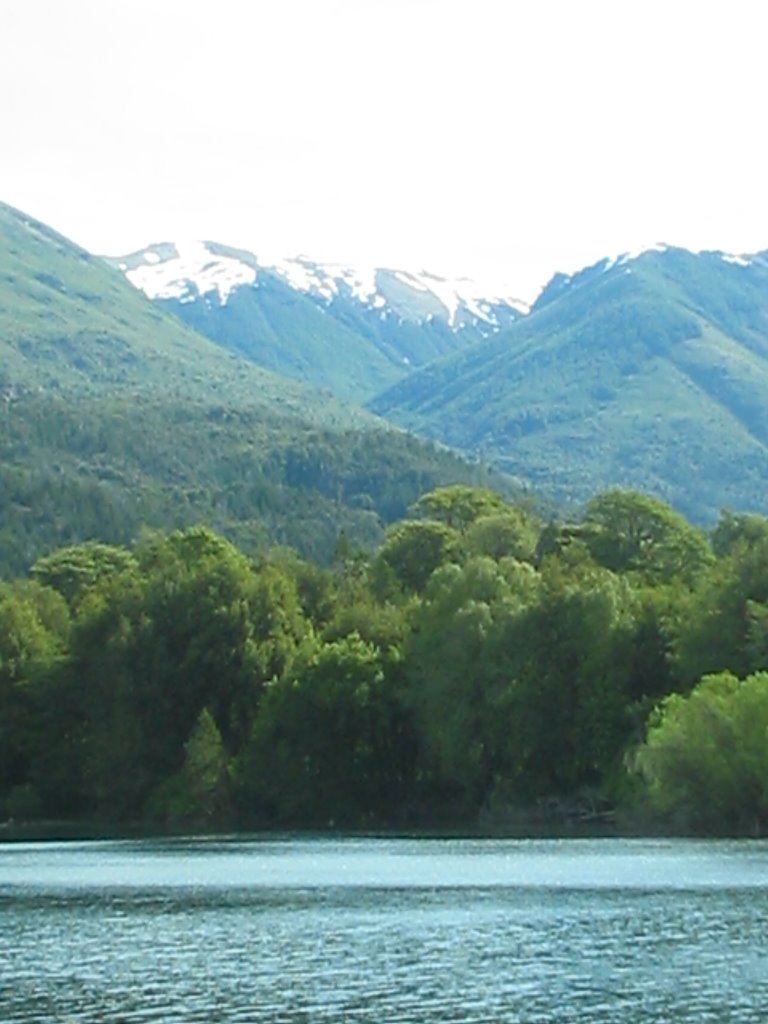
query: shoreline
[{"left": 0, "top": 814, "right": 749, "bottom": 843}]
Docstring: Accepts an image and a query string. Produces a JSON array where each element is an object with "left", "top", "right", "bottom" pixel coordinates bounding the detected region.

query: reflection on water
[{"left": 2, "top": 837, "right": 767, "bottom": 1022}]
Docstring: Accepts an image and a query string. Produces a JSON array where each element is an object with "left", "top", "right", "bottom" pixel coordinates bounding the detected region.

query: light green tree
[
  {"left": 635, "top": 670, "right": 768, "bottom": 831},
  {"left": 412, "top": 485, "right": 509, "bottom": 532},
  {"left": 149, "top": 707, "right": 230, "bottom": 824}
]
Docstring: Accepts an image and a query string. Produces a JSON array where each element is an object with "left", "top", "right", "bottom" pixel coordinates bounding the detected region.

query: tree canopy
[{"left": 1, "top": 485, "right": 765, "bottom": 835}]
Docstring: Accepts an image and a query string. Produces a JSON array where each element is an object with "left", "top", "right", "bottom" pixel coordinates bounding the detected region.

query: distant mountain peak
[
  {"left": 533, "top": 243, "right": 764, "bottom": 313},
  {"left": 108, "top": 241, "right": 529, "bottom": 330},
  {"left": 116, "top": 241, "right": 257, "bottom": 305}
]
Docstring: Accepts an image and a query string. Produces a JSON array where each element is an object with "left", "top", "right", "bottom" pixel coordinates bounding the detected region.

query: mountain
[
  {"left": 370, "top": 244, "right": 768, "bottom": 522},
  {"left": 0, "top": 202, "right": 511, "bottom": 574},
  {"left": 0, "top": 203, "right": 370, "bottom": 422},
  {"left": 107, "top": 242, "right": 527, "bottom": 402}
]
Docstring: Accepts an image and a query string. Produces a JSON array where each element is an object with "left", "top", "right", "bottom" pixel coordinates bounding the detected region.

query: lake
[{"left": 1, "top": 836, "right": 767, "bottom": 1022}]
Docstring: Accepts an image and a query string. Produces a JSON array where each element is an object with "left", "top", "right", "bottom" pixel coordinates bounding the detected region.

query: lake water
[{"left": 2, "top": 836, "right": 767, "bottom": 1022}]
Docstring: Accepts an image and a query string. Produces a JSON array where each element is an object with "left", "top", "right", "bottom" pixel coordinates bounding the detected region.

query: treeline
[{"left": 3, "top": 485, "right": 768, "bottom": 833}]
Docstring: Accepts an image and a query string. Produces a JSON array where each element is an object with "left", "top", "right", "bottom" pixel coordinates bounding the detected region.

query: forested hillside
[
  {"left": 0, "top": 392, "right": 504, "bottom": 577},
  {"left": 4, "top": 485, "right": 768, "bottom": 835},
  {"left": 371, "top": 246, "right": 768, "bottom": 522}
]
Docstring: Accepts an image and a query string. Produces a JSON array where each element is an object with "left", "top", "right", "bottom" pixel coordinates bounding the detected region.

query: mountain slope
[
  {"left": 370, "top": 245, "right": 768, "bottom": 522},
  {"left": 107, "top": 242, "right": 527, "bottom": 401},
  {"left": 0, "top": 202, "right": 511, "bottom": 574},
  {"left": 0, "top": 203, "right": 376, "bottom": 426}
]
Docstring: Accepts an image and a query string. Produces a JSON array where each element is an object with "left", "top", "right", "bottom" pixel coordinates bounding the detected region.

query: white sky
[{"left": 2, "top": 0, "right": 766, "bottom": 300}]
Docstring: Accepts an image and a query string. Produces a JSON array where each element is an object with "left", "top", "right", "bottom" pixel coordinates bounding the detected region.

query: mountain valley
[{"left": 107, "top": 242, "right": 527, "bottom": 402}]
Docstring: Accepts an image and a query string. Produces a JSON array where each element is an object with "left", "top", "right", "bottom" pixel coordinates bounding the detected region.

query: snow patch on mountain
[
  {"left": 400, "top": 269, "right": 528, "bottom": 324},
  {"left": 615, "top": 242, "right": 669, "bottom": 267},
  {"left": 125, "top": 241, "right": 256, "bottom": 305},
  {"left": 270, "top": 257, "right": 379, "bottom": 305},
  {"left": 721, "top": 253, "right": 751, "bottom": 267},
  {"left": 599, "top": 244, "right": 756, "bottom": 276},
  {"left": 394, "top": 271, "right": 429, "bottom": 293},
  {"left": 112, "top": 241, "right": 529, "bottom": 329}
]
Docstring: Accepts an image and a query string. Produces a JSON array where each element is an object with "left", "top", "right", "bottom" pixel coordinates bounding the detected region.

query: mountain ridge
[
  {"left": 105, "top": 241, "right": 529, "bottom": 401},
  {"left": 370, "top": 244, "right": 768, "bottom": 522},
  {"left": 110, "top": 240, "right": 530, "bottom": 325}
]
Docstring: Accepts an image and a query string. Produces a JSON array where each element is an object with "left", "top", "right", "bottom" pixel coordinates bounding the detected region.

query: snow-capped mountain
[
  {"left": 106, "top": 241, "right": 530, "bottom": 401},
  {"left": 110, "top": 241, "right": 528, "bottom": 332}
]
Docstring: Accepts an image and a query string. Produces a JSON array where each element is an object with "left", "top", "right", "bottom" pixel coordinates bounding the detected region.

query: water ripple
[{"left": 2, "top": 838, "right": 768, "bottom": 1022}]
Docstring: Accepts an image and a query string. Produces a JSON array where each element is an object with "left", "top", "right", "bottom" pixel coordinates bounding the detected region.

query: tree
[
  {"left": 0, "top": 584, "right": 70, "bottom": 817},
  {"left": 634, "top": 670, "right": 768, "bottom": 832},
  {"left": 266, "top": 547, "right": 337, "bottom": 629},
  {"left": 148, "top": 707, "right": 230, "bottom": 825},
  {"left": 711, "top": 510, "right": 768, "bottom": 558},
  {"left": 71, "top": 527, "right": 308, "bottom": 817},
  {"left": 584, "top": 489, "right": 713, "bottom": 584},
  {"left": 241, "top": 634, "right": 414, "bottom": 824},
  {"left": 31, "top": 542, "right": 137, "bottom": 608},
  {"left": 497, "top": 559, "right": 635, "bottom": 798},
  {"left": 675, "top": 532, "right": 768, "bottom": 684},
  {"left": 403, "top": 556, "right": 541, "bottom": 807},
  {"left": 465, "top": 509, "right": 540, "bottom": 563},
  {"left": 412, "top": 485, "right": 508, "bottom": 532},
  {"left": 374, "top": 520, "right": 459, "bottom": 594}
]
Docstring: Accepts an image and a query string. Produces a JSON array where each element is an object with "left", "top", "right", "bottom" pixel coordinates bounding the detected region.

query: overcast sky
[{"left": 3, "top": 0, "right": 766, "bottom": 299}]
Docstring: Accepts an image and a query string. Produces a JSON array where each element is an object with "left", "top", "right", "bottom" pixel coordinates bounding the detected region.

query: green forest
[
  {"left": 0, "top": 394, "right": 507, "bottom": 578},
  {"left": 3, "top": 484, "right": 768, "bottom": 836}
]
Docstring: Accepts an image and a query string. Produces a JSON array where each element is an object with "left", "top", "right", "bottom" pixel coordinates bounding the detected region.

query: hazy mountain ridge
[
  {"left": 370, "top": 245, "right": 768, "bottom": 522},
  {"left": 107, "top": 241, "right": 528, "bottom": 400}
]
